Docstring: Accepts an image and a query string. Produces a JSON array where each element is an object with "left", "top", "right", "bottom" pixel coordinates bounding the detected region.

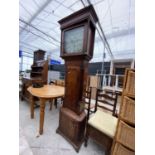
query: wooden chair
[
  {"left": 48, "top": 81, "right": 56, "bottom": 110},
  {"left": 84, "top": 110, "right": 118, "bottom": 155},
  {"left": 81, "top": 87, "right": 97, "bottom": 120},
  {"left": 55, "top": 80, "right": 65, "bottom": 106},
  {"left": 49, "top": 80, "right": 64, "bottom": 110},
  {"left": 84, "top": 88, "right": 118, "bottom": 155},
  {"left": 94, "top": 88, "right": 118, "bottom": 116}
]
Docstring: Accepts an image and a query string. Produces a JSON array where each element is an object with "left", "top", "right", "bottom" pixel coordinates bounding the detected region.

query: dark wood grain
[{"left": 57, "top": 5, "right": 98, "bottom": 152}]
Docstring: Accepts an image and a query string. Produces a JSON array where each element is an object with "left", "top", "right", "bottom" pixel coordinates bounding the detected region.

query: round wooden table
[{"left": 28, "top": 85, "right": 64, "bottom": 135}]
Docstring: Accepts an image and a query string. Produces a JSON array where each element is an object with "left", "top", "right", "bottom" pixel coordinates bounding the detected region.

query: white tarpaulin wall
[{"left": 19, "top": 0, "right": 135, "bottom": 63}]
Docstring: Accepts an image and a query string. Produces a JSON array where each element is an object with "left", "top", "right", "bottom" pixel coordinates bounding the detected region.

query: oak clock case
[{"left": 56, "top": 5, "right": 98, "bottom": 152}]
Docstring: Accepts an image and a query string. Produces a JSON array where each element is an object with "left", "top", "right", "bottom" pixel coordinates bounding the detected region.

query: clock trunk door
[{"left": 64, "top": 66, "right": 83, "bottom": 114}]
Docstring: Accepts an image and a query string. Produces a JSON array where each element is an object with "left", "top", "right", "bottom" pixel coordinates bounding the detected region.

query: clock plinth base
[{"left": 56, "top": 107, "right": 86, "bottom": 152}]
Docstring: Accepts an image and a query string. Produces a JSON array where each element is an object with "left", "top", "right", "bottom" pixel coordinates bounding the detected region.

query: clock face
[{"left": 64, "top": 26, "right": 84, "bottom": 53}]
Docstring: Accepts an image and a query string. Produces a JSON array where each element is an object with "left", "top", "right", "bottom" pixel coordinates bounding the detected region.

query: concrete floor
[{"left": 19, "top": 100, "right": 105, "bottom": 155}]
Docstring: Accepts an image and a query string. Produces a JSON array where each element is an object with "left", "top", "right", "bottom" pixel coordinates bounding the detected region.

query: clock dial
[{"left": 64, "top": 26, "right": 84, "bottom": 53}]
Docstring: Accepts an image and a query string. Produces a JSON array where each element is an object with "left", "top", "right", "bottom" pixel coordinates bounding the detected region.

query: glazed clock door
[{"left": 64, "top": 26, "right": 84, "bottom": 54}]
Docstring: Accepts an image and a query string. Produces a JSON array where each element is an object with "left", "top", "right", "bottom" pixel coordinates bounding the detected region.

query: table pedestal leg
[
  {"left": 39, "top": 98, "right": 46, "bottom": 135},
  {"left": 30, "top": 95, "right": 34, "bottom": 119}
]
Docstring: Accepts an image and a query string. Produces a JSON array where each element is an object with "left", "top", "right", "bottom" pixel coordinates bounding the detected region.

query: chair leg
[
  {"left": 84, "top": 125, "right": 89, "bottom": 147},
  {"left": 113, "top": 93, "right": 118, "bottom": 116},
  {"left": 54, "top": 98, "right": 57, "bottom": 108},
  {"left": 61, "top": 97, "right": 64, "bottom": 104},
  {"left": 49, "top": 99, "right": 53, "bottom": 110},
  {"left": 87, "top": 107, "right": 90, "bottom": 121},
  {"left": 84, "top": 136, "right": 88, "bottom": 147}
]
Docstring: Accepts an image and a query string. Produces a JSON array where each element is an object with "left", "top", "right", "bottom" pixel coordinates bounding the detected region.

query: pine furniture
[{"left": 27, "top": 85, "right": 64, "bottom": 135}]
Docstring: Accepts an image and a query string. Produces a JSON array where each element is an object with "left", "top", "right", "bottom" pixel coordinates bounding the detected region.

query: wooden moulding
[
  {"left": 116, "top": 120, "right": 135, "bottom": 151},
  {"left": 120, "top": 96, "right": 135, "bottom": 125},
  {"left": 124, "top": 70, "right": 135, "bottom": 98},
  {"left": 112, "top": 142, "right": 135, "bottom": 155}
]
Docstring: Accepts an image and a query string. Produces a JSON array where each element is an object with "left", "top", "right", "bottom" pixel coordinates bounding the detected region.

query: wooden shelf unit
[
  {"left": 111, "top": 69, "right": 135, "bottom": 155},
  {"left": 21, "top": 50, "right": 48, "bottom": 102},
  {"left": 30, "top": 60, "right": 48, "bottom": 80}
]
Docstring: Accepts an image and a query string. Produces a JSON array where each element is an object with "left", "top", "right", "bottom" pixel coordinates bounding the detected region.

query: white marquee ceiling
[{"left": 19, "top": 0, "right": 135, "bottom": 63}]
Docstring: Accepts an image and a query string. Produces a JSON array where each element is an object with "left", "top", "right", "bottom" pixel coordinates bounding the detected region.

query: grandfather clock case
[{"left": 56, "top": 5, "right": 98, "bottom": 152}]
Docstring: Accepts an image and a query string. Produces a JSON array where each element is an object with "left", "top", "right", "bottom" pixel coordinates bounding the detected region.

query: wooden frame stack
[{"left": 111, "top": 69, "right": 135, "bottom": 155}]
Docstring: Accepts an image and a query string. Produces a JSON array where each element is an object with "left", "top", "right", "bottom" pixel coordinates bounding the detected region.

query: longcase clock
[{"left": 56, "top": 5, "right": 98, "bottom": 152}]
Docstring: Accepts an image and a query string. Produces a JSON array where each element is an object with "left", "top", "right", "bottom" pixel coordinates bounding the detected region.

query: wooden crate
[
  {"left": 112, "top": 142, "right": 135, "bottom": 155},
  {"left": 116, "top": 120, "right": 135, "bottom": 150},
  {"left": 120, "top": 96, "right": 135, "bottom": 125},
  {"left": 124, "top": 70, "right": 135, "bottom": 98}
]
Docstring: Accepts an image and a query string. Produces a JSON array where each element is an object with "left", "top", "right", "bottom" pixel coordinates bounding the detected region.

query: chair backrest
[
  {"left": 82, "top": 87, "right": 92, "bottom": 106},
  {"left": 49, "top": 80, "right": 55, "bottom": 85},
  {"left": 82, "top": 87, "right": 93, "bottom": 120},
  {"left": 55, "top": 80, "right": 65, "bottom": 86},
  {"left": 89, "top": 76, "right": 100, "bottom": 99},
  {"left": 95, "top": 88, "right": 117, "bottom": 116}
]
